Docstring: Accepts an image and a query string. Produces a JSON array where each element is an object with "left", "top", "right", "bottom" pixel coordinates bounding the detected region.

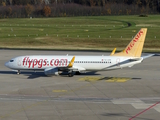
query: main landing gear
[
  {"left": 68, "top": 71, "right": 81, "bottom": 77},
  {"left": 68, "top": 71, "right": 74, "bottom": 77},
  {"left": 68, "top": 73, "right": 74, "bottom": 77}
]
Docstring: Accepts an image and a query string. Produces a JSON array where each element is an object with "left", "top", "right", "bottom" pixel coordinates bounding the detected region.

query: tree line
[{"left": 0, "top": 0, "right": 159, "bottom": 18}]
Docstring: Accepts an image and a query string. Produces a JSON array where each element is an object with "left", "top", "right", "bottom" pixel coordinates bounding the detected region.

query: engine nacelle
[{"left": 44, "top": 68, "right": 59, "bottom": 76}]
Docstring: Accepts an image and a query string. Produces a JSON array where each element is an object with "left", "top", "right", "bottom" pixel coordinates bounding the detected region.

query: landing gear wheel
[{"left": 68, "top": 73, "right": 74, "bottom": 77}]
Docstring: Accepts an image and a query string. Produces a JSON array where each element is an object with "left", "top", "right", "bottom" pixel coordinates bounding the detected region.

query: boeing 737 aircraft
[{"left": 5, "top": 28, "right": 152, "bottom": 77}]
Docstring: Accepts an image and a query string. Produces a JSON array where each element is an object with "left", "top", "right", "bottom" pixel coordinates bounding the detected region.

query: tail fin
[{"left": 111, "top": 28, "right": 147, "bottom": 57}]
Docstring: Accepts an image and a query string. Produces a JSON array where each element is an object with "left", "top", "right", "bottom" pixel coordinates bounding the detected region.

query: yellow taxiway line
[{"left": 79, "top": 76, "right": 131, "bottom": 82}]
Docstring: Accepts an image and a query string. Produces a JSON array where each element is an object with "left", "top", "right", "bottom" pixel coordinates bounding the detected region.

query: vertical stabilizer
[{"left": 112, "top": 28, "right": 147, "bottom": 57}]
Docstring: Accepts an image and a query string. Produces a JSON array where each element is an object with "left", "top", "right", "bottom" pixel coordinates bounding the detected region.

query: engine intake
[{"left": 44, "top": 68, "right": 59, "bottom": 76}]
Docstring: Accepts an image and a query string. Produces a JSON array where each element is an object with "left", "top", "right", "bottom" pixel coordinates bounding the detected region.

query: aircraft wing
[
  {"left": 44, "top": 56, "right": 85, "bottom": 76},
  {"left": 67, "top": 56, "right": 86, "bottom": 71},
  {"left": 69, "top": 66, "right": 86, "bottom": 71}
]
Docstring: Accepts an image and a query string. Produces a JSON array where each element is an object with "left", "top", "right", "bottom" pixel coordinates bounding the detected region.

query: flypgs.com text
[{"left": 22, "top": 57, "right": 68, "bottom": 68}]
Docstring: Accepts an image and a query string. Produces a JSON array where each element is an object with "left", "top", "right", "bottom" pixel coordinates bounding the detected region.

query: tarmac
[{"left": 0, "top": 50, "right": 160, "bottom": 120}]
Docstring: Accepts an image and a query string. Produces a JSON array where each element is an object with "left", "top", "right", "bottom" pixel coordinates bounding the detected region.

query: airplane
[{"left": 5, "top": 28, "right": 153, "bottom": 77}]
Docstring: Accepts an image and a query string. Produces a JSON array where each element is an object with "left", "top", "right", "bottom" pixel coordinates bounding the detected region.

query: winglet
[
  {"left": 110, "top": 48, "right": 116, "bottom": 56},
  {"left": 68, "top": 56, "right": 75, "bottom": 68}
]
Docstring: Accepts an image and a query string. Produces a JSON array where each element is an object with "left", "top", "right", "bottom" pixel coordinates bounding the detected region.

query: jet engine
[{"left": 44, "top": 68, "right": 59, "bottom": 76}]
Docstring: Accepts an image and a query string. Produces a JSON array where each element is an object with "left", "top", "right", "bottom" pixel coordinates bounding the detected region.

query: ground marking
[
  {"left": 79, "top": 76, "right": 131, "bottom": 82},
  {"left": 52, "top": 90, "right": 67, "bottom": 92},
  {"left": 129, "top": 101, "right": 160, "bottom": 120}
]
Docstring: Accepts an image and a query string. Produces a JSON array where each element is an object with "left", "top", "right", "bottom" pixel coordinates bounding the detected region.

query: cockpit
[
  {"left": 5, "top": 58, "right": 16, "bottom": 69},
  {"left": 10, "top": 60, "right": 14, "bottom": 62}
]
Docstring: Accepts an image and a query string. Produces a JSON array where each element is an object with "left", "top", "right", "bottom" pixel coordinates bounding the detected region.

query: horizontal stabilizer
[{"left": 141, "top": 54, "right": 155, "bottom": 59}]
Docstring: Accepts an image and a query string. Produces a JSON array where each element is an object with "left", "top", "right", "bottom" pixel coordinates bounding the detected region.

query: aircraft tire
[{"left": 68, "top": 73, "right": 74, "bottom": 77}]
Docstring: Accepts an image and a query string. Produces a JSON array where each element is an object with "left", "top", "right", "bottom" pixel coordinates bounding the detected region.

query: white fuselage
[{"left": 5, "top": 55, "right": 142, "bottom": 72}]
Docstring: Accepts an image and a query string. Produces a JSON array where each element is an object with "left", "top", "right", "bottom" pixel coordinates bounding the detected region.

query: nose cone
[{"left": 5, "top": 62, "right": 9, "bottom": 67}]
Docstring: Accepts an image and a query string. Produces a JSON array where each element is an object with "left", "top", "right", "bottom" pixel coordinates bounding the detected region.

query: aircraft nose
[{"left": 5, "top": 62, "right": 9, "bottom": 67}]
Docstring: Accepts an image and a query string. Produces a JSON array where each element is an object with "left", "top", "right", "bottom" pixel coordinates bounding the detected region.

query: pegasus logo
[{"left": 126, "top": 30, "right": 143, "bottom": 54}]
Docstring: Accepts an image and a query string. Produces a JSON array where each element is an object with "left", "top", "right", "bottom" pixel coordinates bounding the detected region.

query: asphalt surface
[{"left": 0, "top": 50, "right": 160, "bottom": 120}]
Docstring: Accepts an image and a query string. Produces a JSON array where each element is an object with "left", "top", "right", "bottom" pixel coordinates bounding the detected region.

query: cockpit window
[{"left": 10, "top": 60, "right": 14, "bottom": 62}]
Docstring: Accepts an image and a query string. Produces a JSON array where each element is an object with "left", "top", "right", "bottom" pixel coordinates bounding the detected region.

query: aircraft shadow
[
  {"left": 0, "top": 71, "right": 16, "bottom": 74},
  {"left": 0, "top": 71, "right": 142, "bottom": 80},
  {"left": 0, "top": 71, "right": 100, "bottom": 79},
  {"left": 59, "top": 71, "right": 101, "bottom": 77},
  {"left": 0, "top": 70, "right": 46, "bottom": 79}
]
